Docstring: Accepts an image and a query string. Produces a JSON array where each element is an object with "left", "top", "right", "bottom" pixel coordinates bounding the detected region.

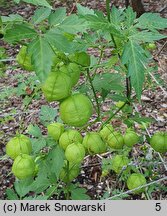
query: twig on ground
[
  {"left": 159, "top": 5, "right": 167, "bottom": 13},
  {"left": 157, "top": 41, "right": 167, "bottom": 56}
]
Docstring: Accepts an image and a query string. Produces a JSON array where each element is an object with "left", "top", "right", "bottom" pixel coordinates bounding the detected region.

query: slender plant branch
[
  {"left": 68, "top": 0, "right": 79, "bottom": 15},
  {"left": 157, "top": 41, "right": 167, "bottom": 56},
  {"left": 46, "top": 185, "right": 57, "bottom": 199},
  {"left": 78, "top": 118, "right": 99, "bottom": 132},
  {"left": 92, "top": 47, "right": 104, "bottom": 79},
  {"left": 65, "top": 161, "right": 70, "bottom": 200},
  {"left": 148, "top": 71, "right": 167, "bottom": 95},
  {"left": 86, "top": 68, "right": 101, "bottom": 119},
  {"left": 106, "top": 1, "right": 120, "bottom": 58},
  {"left": 100, "top": 100, "right": 128, "bottom": 129},
  {"left": 106, "top": 0, "right": 111, "bottom": 22},
  {"left": 126, "top": 77, "right": 132, "bottom": 104},
  {"left": 0, "top": 58, "right": 16, "bottom": 62},
  {"left": 101, "top": 0, "right": 132, "bottom": 126}
]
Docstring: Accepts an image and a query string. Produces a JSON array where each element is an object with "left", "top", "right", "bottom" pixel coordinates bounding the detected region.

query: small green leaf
[
  {"left": 27, "top": 124, "right": 42, "bottom": 138},
  {"left": 1, "top": 14, "right": 23, "bottom": 23},
  {"left": 39, "top": 105, "right": 57, "bottom": 125},
  {"left": 45, "top": 30, "right": 73, "bottom": 53},
  {"left": 125, "top": 6, "right": 136, "bottom": 27},
  {"left": 15, "top": 0, "right": 52, "bottom": 9},
  {"left": 4, "top": 24, "right": 37, "bottom": 43},
  {"left": 22, "top": 96, "right": 32, "bottom": 107},
  {"left": 136, "top": 13, "right": 167, "bottom": 30},
  {"left": 23, "top": 195, "right": 48, "bottom": 200},
  {"left": 85, "top": 14, "right": 123, "bottom": 38},
  {"left": 6, "top": 188, "right": 19, "bottom": 200},
  {"left": 105, "top": 55, "right": 119, "bottom": 68},
  {"left": 59, "top": 14, "right": 88, "bottom": 34},
  {"left": 110, "top": 94, "right": 127, "bottom": 102},
  {"left": 16, "top": 83, "right": 26, "bottom": 96},
  {"left": 122, "top": 40, "right": 148, "bottom": 100},
  {"left": 31, "top": 137, "right": 47, "bottom": 153},
  {"left": 14, "top": 178, "right": 33, "bottom": 198},
  {"left": 0, "top": 16, "right": 2, "bottom": 27},
  {"left": 110, "top": 5, "right": 124, "bottom": 26},
  {"left": 85, "top": 14, "right": 108, "bottom": 30},
  {"left": 28, "top": 36, "right": 54, "bottom": 82},
  {"left": 34, "top": 195, "right": 48, "bottom": 200},
  {"left": 45, "top": 136, "right": 57, "bottom": 147},
  {"left": 71, "top": 188, "right": 90, "bottom": 200},
  {"left": 76, "top": 3, "right": 94, "bottom": 16},
  {"left": 48, "top": 7, "right": 66, "bottom": 26},
  {"left": 47, "top": 145, "right": 65, "bottom": 178},
  {"left": 30, "top": 171, "right": 50, "bottom": 193},
  {"left": 131, "top": 117, "right": 154, "bottom": 124},
  {"left": 32, "top": 7, "right": 51, "bottom": 24},
  {"left": 129, "top": 30, "right": 167, "bottom": 43},
  {"left": 93, "top": 73, "right": 124, "bottom": 93}
]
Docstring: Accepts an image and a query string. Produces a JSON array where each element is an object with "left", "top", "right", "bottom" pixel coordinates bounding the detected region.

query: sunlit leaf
[
  {"left": 32, "top": 7, "right": 51, "bottom": 24},
  {"left": 28, "top": 36, "right": 54, "bottom": 82},
  {"left": 4, "top": 24, "right": 37, "bottom": 43},
  {"left": 122, "top": 40, "right": 148, "bottom": 100}
]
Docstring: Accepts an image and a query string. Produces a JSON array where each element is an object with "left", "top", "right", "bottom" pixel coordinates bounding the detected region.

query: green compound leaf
[{"left": 122, "top": 40, "right": 148, "bottom": 100}]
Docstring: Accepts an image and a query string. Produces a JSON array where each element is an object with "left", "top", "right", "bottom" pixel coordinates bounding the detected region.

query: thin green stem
[
  {"left": 103, "top": 0, "right": 132, "bottom": 123},
  {"left": 106, "top": 0, "right": 119, "bottom": 56},
  {"left": 78, "top": 117, "right": 99, "bottom": 133},
  {"left": 100, "top": 100, "right": 128, "bottom": 129},
  {"left": 65, "top": 161, "right": 70, "bottom": 200},
  {"left": 92, "top": 48, "right": 104, "bottom": 79},
  {"left": 126, "top": 77, "right": 132, "bottom": 105},
  {"left": 106, "top": 0, "right": 111, "bottom": 22},
  {"left": 144, "top": 191, "right": 151, "bottom": 200},
  {"left": 86, "top": 68, "right": 101, "bottom": 120},
  {"left": 46, "top": 185, "right": 57, "bottom": 199},
  {"left": 0, "top": 58, "right": 16, "bottom": 62}
]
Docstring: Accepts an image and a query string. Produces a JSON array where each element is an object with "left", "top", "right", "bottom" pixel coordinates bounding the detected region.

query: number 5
[{"left": 155, "top": 203, "right": 161, "bottom": 211}]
